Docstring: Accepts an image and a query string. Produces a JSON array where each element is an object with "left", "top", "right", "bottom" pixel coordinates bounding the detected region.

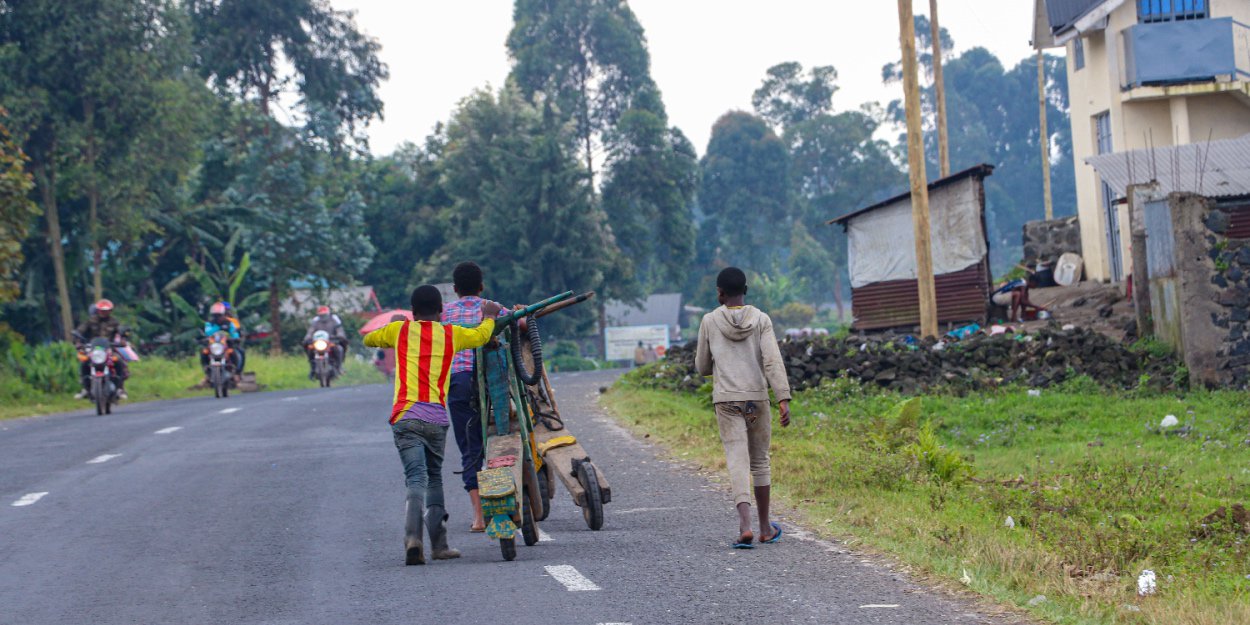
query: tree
[
  {"left": 0, "top": 109, "right": 38, "bottom": 304},
  {"left": 697, "top": 112, "right": 791, "bottom": 274},
  {"left": 600, "top": 87, "right": 699, "bottom": 292},
  {"left": 507, "top": 0, "right": 653, "bottom": 185},
  {"left": 189, "top": 0, "right": 386, "bottom": 351},
  {"left": 429, "top": 84, "right": 625, "bottom": 335},
  {"left": 751, "top": 62, "right": 838, "bottom": 130}
]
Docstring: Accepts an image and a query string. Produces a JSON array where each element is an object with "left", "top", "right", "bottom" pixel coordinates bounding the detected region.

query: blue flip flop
[
  {"left": 760, "top": 522, "right": 783, "bottom": 544},
  {"left": 732, "top": 532, "right": 755, "bottom": 549}
]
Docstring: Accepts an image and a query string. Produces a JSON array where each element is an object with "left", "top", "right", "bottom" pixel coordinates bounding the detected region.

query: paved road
[{"left": 0, "top": 370, "right": 1011, "bottom": 625}]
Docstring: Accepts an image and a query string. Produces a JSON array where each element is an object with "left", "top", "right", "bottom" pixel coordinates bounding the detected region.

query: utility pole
[
  {"left": 1037, "top": 49, "right": 1054, "bottom": 220},
  {"left": 929, "top": 0, "right": 950, "bottom": 178},
  {"left": 898, "top": 0, "right": 939, "bottom": 338}
]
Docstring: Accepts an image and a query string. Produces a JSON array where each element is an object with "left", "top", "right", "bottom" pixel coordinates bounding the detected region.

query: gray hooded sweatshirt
[{"left": 695, "top": 305, "right": 791, "bottom": 404}]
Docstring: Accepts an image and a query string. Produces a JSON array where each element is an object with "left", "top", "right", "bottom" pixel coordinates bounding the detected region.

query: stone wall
[
  {"left": 1022, "top": 215, "right": 1082, "bottom": 264},
  {"left": 1201, "top": 203, "right": 1250, "bottom": 388}
]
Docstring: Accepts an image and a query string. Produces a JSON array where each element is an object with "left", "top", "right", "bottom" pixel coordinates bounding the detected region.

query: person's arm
[
  {"left": 758, "top": 315, "right": 792, "bottom": 426},
  {"left": 694, "top": 318, "right": 713, "bottom": 377},
  {"left": 363, "top": 321, "right": 402, "bottom": 349},
  {"left": 451, "top": 318, "right": 496, "bottom": 351}
]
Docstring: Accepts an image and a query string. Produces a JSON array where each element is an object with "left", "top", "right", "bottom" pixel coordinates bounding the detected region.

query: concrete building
[{"left": 1033, "top": 0, "right": 1250, "bottom": 283}]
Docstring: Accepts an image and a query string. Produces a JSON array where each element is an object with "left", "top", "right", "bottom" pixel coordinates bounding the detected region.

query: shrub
[{"left": 7, "top": 341, "right": 79, "bottom": 394}]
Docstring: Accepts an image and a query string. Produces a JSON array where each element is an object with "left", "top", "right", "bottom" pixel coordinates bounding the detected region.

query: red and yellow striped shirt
[{"left": 363, "top": 318, "right": 496, "bottom": 424}]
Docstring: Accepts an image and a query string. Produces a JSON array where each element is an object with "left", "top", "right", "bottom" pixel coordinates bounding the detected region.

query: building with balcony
[{"left": 1033, "top": 0, "right": 1250, "bottom": 282}]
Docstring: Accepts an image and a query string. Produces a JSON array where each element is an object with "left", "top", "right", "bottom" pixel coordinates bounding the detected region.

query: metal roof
[
  {"left": 1085, "top": 134, "right": 1250, "bottom": 199},
  {"left": 827, "top": 164, "right": 995, "bottom": 226},
  {"left": 604, "top": 293, "right": 683, "bottom": 329}
]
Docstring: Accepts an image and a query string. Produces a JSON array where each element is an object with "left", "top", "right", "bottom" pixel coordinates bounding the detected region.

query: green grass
[
  {"left": 603, "top": 375, "right": 1250, "bottom": 625},
  {"left": 0, "top": 353, "right": 385, "bottom": 420}
]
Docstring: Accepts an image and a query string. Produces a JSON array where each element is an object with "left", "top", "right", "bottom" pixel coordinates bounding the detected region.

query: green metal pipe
[{"left": 491, "top": 290, "right": 574, "bottom": 336}]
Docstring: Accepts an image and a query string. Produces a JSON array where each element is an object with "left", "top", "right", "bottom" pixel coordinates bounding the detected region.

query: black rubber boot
[
  {"left": 404, "top": 494, "right": 426, "bottom": 565},
  {"left": 426, "top": 505, "right": 461, "bottom": 560}
]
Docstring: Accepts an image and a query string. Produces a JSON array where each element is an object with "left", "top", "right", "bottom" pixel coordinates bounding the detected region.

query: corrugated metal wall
[
  {"left": 849, "top": 263, "right": 991, "bottom": 331},
  {"left": 1224, "top": 202, "right": 1250, "bottom": 239}
]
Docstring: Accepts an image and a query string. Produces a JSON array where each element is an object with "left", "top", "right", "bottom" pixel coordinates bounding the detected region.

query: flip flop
[
  {"left": 759, "top": 522, "right": 783, "bottom": 544},
  {"left": 732, "top": 531, "right": 755, "bottom": 549},
  {"left": 470, "top": 525, "right": 486, "bottom": 533}
]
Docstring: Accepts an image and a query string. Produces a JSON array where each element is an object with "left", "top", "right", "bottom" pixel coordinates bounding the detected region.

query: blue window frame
[
  {"left": 1074, "top": 37, "right": 1085, "bottom": 70},
  {"left": 1139, "top": 0, "right": 1208, "bottom": 23}
]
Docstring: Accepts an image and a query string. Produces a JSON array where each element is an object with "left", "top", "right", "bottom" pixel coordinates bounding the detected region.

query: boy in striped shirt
[{"left": 364, "top": 285, "right": 501, "bottom": 565}]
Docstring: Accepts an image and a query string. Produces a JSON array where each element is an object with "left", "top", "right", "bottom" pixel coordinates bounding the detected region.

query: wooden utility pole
[
  {"left": 898, "top": 0, "right": 939, "bottom": 338},
  {"left": 929, "top": 0, "right": 950, "bottom": 177},
  {"left": 1037, "top": 50, "right": 1054, "bottom": 220}
]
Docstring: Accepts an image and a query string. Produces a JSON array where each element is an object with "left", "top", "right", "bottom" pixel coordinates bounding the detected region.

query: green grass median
[
  {"left": 603, "top": 370, "right": 1250, "bottom": 625},
  {"left": 1, "top": 354, "right": 385, "bottom": 421}
]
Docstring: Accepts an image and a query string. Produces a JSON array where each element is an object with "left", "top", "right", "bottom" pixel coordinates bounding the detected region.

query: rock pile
[{"left": 654, "top": 325, "right": 1184, "bottom": 394}]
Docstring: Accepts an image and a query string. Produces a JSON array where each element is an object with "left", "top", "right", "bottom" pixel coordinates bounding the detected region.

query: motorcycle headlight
[
  {"left": 209, "top": 342, "right": 226, "bottom": 356},
  {"left": 90, "top": 350, "right": 108, "bottom": 365},
  {"left": 313, "top": 339, "right": 328, "bottom": 351}
]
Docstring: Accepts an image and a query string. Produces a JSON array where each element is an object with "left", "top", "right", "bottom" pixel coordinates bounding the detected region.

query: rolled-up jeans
[
  {"left": 391, "top": 418, "right": 448, "bottom": 510},
  {"left": 714, "top": 401, "right": 772, "bottom": 507}
]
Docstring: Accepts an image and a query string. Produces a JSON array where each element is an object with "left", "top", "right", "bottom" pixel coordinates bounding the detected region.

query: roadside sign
[{"left": 604, "top": 325, "right": 669, "bottom": 361}]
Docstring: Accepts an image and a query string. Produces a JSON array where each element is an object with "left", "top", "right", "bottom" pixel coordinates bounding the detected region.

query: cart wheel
[
  {"left": 521, "top": 492, "right": 539, "bottom": 546},
  {"left": 576, "top": 462, "right": 604, "bottom": 531},
  {"left": 536, "top": 467, "right": 552, "bottom": 521},
  {"left": 500, "top": 537, "right": 517, "bottom": 561}
]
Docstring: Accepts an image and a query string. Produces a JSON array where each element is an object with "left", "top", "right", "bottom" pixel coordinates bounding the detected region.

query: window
[
  {"left": 1074, "top": 37, "right": 1085, "bottom": 70},
  {"left": 1094, "top": 111, "right": 1113, "bottom": 155},
  {"left": 1139, "top": 0, "right": 1208, "bottom": 23}
]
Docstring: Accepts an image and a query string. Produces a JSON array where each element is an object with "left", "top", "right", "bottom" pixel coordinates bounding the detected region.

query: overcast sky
[{"left": 333, "top": 1, "right": 1049, "bottom": 157}]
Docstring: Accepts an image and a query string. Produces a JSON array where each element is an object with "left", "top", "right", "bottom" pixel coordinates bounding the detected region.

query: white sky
[{"left": 333, "top": 1, "right": 1049, "bottom": 157}]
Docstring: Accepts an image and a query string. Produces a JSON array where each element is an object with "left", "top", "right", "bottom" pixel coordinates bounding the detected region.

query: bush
[
  {"left": 6, "top": 341, "right": 79, "bottom": 394},
  {"left": 548, "top": 354, "right": 598, "bottom": 372}
]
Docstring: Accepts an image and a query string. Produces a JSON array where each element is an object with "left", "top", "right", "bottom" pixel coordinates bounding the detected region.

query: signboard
[{"left": 604, "top": 325, "right": 670, "bottom": 362}]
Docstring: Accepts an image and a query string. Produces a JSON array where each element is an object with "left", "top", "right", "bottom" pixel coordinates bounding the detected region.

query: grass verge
[
  {"left": 603, "top": 374, "right": 1250, "bottom": 625},
  {"left": 0, "top": 354, "right": 385, "bottom": 421}
]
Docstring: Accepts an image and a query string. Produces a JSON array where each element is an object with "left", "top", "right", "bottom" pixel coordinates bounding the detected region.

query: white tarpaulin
[{"left": 847, "top": 176, "right": 987, "bottom": 288}]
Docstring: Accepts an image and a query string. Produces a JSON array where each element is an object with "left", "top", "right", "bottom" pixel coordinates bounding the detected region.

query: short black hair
[
  {"left": 716, "top": 267, "right": 748, "bottom": 297},
  {"left": 453, "top": 261, "right": 484, "bottom": 296},
  {"left": 411, "top": 285, "right": 443, "bottom": 316}
]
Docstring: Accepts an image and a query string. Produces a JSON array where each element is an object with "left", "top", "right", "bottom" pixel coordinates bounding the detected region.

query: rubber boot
[
  {"left": 404, "top": 494, "right": 426, "bottom": 565},
  {"left": 426, "top": 505, "right": 461, "bottom": 560}
]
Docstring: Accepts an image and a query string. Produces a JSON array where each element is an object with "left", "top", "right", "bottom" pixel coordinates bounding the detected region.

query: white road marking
[
  {"left": 218, "top": 407, "right": 240, "bottom": 414},
  {"left": 86, "top": 453, "right": 122, "bottom": 464},
  {"left": 613, "top": 506, "right": 681, "bottom": 515},
  {"left": 154, "top": 426, "right": 182, "bottom": 434},
  {"left": 282, "top": 397, "right": 300, "bottom": 402},
  {"left": 537, "top": 527, "right": 554, "bottom": 542},
  {"left": 11, "top": 492, "right": 48, "bottom": 507},
  {"left": 860, "top": 604, "right": 901, "bottom": 609},
  {"left": 596, "top": 623, "right": 632, "bottom": 625},
  {"left": 544, "top": 565, "right": 600, "bottom": 591}
]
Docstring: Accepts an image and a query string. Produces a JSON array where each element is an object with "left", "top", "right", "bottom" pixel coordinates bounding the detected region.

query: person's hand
[
  {"left": 778, "top": 400, "right": 791, "bottom": 427},
  {"left": 481, "top": 301, "right": 503, "bottom": 318}
]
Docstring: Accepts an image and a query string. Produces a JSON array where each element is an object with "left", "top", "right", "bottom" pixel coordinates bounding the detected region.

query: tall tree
[
  {"left": 697, "top": 112, "right": 791, "bottom": 274},
  {"left": 189, "top": 0, "right": 386, "bottom": 351},
  {"left": 751, "top": 62, "right": 838, "bottom": 130},
  {"left": 0, "top": 109, "right": 38, "bottom": 305},
  {"left": 506, "top": 0, "right": 653, "bottom": 186}
]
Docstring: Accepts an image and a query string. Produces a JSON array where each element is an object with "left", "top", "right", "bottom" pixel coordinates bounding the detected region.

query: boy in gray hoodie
[{"left": 695, "top": 267, "right": 791, "bottom": 548}]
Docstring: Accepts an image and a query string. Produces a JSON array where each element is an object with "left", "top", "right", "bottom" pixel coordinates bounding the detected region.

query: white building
[{"left": 1033, "top": 0, "right": 1250, "bottom": 282}]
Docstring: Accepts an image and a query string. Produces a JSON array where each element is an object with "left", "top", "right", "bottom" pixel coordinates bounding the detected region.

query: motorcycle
[
  {"left": 75, "top": 334, "right": 123, "bottom": 415},
  {"left": 202, "top": 331, "right": 238, "bottom": 398},
  {"left": 308, "top": 330, "right": 338, "bottom": 388}
]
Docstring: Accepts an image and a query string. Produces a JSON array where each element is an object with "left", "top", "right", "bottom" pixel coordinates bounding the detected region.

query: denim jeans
[
  {"left": 447, "top": 371, "right": 483, "bottom": 492},
  {"left": 392, "top": 418, "right": 448, "bottom": 510}
]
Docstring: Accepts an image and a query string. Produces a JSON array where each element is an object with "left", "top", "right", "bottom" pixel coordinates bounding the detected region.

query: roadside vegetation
[
  {"left": 1, "top": 341, "right": 383, "bottom": 421},
  {"left": 606, "top": 368, "right": 1250, "bottom": 625}
]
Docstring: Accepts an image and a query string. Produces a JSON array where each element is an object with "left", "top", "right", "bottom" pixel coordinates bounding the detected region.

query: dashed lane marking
[
  {"left": 11, "top": 492, "right": 48, "bottom": 507},
  {"left": 154, "top": 427, "right": 182, "bottom": 434},
  {"left": 86, "top": 454, "right": 122, "bottom": 464},
  {"left": 859, "top": 604, "right": 901, "bottom": 609},
  {"left": 218, "top": 407, "right": 240, "bottom": 414},
  {"left": 544, "top": 565, "right": 600, "bottom": 591}
]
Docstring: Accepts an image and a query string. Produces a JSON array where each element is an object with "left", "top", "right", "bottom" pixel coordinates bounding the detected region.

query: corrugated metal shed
[
  {"left": 1086, "top": 134, "right": 1250, "bottom": 199},
  {"left": 1219, "top": 201, "right": 1250, "bottom": 239}
]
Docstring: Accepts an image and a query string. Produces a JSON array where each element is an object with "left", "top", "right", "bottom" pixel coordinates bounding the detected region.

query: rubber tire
[
  {"left": 500, "top": 537, "right": 517, "bottom": 561},
  {"left": 93, "top": 378, "right": 105, "bottom": 416},
  {"left": 521, "top": 491, "right": 539, "bottom": 546},
  {"left": 212, "top": 368, "right": 222, "bottom": 398},
  {"left": 536, "top": 467, "right": 552, "bottom": 521},
  {"left": 577, "top": 462, "right": 604, "bottom": 531}
]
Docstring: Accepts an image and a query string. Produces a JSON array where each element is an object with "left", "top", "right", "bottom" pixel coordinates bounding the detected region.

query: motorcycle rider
[
  {"left": 217, "top": 301, "right": 246, "bottom": 373},
  {"left": 73, "top": 299, "right": 129, "bottom": 400},
  {"left": 302, "top": 305, "right": 348, "bottom": 377},
  {"left": 202, "top": 302, "right": 243, "bottom": 382}
]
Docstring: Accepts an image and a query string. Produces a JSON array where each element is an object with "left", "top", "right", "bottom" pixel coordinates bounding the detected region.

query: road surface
[{"left": 1, "top": 370, "right": 1012, "bottom": 625}]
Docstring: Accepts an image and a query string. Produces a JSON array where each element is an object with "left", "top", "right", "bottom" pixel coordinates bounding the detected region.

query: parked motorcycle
[
  {"left": 202, "top": 331, "right": 238, "bottom": 398},
  {"left": 75, "top": 334, "right": 123, "bottom": 415},
  {"left": 308, "top": 329, "right": 338, "bottom": 387}
]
